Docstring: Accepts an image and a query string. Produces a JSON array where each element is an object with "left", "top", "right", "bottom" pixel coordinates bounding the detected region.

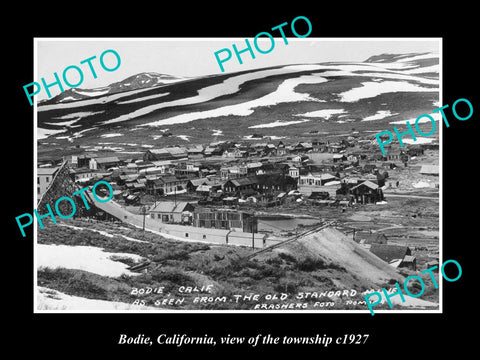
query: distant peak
[{"left": 364, "top": 52, "right": 433, "bottom": 63}]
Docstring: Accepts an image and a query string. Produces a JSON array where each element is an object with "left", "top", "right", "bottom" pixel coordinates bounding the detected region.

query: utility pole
[
  {"left": 142, "top": 205, "right": 147, "bottom": 234},
  {"left": 251, "top": 213, "right": 255, "bottom": 250}
]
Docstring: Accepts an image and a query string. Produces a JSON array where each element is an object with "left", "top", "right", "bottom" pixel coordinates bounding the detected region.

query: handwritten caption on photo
[{"left": 130, "top": 285, "right": 369, "bottom": 309}]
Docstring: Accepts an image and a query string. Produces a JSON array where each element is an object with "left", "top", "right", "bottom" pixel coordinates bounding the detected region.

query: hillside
[
  {"left": 37, "top": 52, "right": 439, "bottom": 152},
  {"left": 37, "top": 218, "right": 439, "bottom": 311},
  {"left": 38, "top": 72, "right": 188, "bottom": 105}
]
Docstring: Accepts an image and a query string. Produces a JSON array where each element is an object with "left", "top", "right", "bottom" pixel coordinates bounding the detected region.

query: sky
[{"left": 35, "top": 38, "right": 440, "bottom": 100}]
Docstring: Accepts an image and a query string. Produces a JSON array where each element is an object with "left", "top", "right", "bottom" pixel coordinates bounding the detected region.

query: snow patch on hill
[
  {"left": 37, "top": 244, "right": 144, "bottom": 277},
  {"left": 73, "top": 88, "right": 110, "bottom": 97},
  {"left": 338, "top": 81, "right": 436, "bottom": 102},
  {"left": 101, "top": 133, "right": 123, "bottom": 138},
  {"left": 37, "top": 287, "right": 156, "bottom": 311},
  {"left": 249, "top": 119, "right": 310, "bottom": 129},
  {"left": 143, "top": 74, "right": 328, "bottom": 127},
  {"left": 296, "top": 109, "right": 346, "bottom": 119},
  {"left": 362, "top": 110, "right": 399, "bottom": 121},
  {"left": 101, "top": 66, "right": 326, "bottom": 126}
]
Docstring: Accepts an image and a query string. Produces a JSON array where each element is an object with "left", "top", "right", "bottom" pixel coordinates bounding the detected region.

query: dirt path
[{"left": 385, "top": 193, "right": 439, "bottom": 200}]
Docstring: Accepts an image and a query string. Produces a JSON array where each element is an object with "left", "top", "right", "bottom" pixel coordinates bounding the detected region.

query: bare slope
[{"left": 257, "top": 226, "right": 404, "bottom": 289}]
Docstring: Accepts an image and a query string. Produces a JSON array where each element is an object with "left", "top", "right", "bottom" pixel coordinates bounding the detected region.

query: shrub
[
  {"left": 65, "top": 272, "right": 108, "bottom": 299},
  {"left": 278, "top": 252, "right": 297, "bottom": 263},
  {"left": 266, "top": 257, "right": 283, "bottom": 266},
  {"left": 273, "top": 281, "right": 298, "bottom": 294},
  {"left": 151, "top": 268, "right": 191, "bottom": 284},
  {"left": 295, "top": 257, "right": 327, "bottom": 271},
  {"left": 213, "top": 254, "right": 224, "bottom": 261},
  {"left": 405, "top": 278, "right": 423, "bottom": 296}
]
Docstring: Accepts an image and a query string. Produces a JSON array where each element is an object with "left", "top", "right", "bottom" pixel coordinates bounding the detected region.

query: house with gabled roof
[
  {"left": 223, "top": 177, "right": 258, "bottom": 194},
  {"left": 89, "top": 156, "right": 122, "bottom": 170},
  {"left": 37, "top": 167, "right": 59, "bottom": 197},
  {"left": 420, "top": 164, "right": 439, "bottom": 176},
  {"left": 369, "top": 244, "right": 416, "bottom": 270},
  {"left": 350, "top": 180, "right": 384, "bottom": 204},
  {"left": 149, "top": 201, "right": 195, "bottom": 224}
]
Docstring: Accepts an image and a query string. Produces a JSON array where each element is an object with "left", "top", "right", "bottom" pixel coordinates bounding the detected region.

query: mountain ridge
[
  {"left": 39, "top": 72, "right": 189, "bottom": 105},
  {"left": 37, "top": 52, "right": 439, "bottom": 149}
]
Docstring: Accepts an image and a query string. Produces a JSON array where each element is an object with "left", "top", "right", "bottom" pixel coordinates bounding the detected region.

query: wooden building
[
  {"left": 149, "top": 201, "right": 195, "bottom": 224},
  {"left": 350, "top": 180, "right": 384, "bottom": 204},
  {"left": 193, "top": 208, "right": 257, "bottom": 233}
]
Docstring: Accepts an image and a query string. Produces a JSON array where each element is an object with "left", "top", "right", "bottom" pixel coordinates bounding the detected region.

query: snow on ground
[
  {"left": 144, "top": 74, "right": 328, "bottom": 127},
  {"left": 403, "top": 64, "right": 439, "bottom": 75},
  {"left": 58, "top": 223, "right": 149, "bottom": 244},
  {"left": 37, "top": 86, "right": 166, "bottom": 112},
  {"left": 249, "top": 119, "right": 310, "bottom": 129},
  {"left": 212, "top": 129, "right": 223, "bottom": 136},
  {"left": 37, "top": 287, "right": 157, "bottom": 311},
  {"left": 73, "top": 88, "right": 110, "bottom": 97},
  {"left": 413, "top": 181, "right": 433, "bottom": 188},
  {"left": 337, "top": 81, "right": 437, "bottom": 102},
  {"left": 362, "top": 110, "right": 399, "bottom": 121},
  {"left": 72, "top": 127, "right": 96, "bottom": 138},
  {"left": 396, "top": 53, "right": 438, "bottom": 63},
  {"left": 54, "top": 136, "right": 73, "bottom": 144},
  {"left": 242, "top": 134, "right": 287, "bottom": 140},
  {"left": 389, "top": 112, "right": 442, "bottom": 125},
  {"left": 58, "top": 96, "right": 77, "bottom": 102},
  {"left": 316, "top": 65, "right": 438, "bottom": 86},
  {"left": 100, "top": 133, "right": 123, "bottom": 138},
  {"left": 43, "top": 119, "right": 79, "bottom": 127},
  {"left": 164, "top": 189, "right": 187, "bottom": 195},
  {"left": 296, "top": 109, "right": 345, "bottom": 119},
  {"left": 37, "top": 127, "right": 66, "bottom": 140},
  {"left": 91, "top": 145, "right": 124, "bottom": 152},
  {"left": 400, "top": 137, "right": 435, "bottom": 144},
  {"left": 52, "top": 111, "right": 105, "bottom": 120},
  {"left": 362, "top": 62, "right": 419, "bottom": 71},
  {"left": 352, "top": 72, "right": 438, "bottom": 85},
  {"left": 37, "top": 243, "right": 144, "bottom": 277},
  {"left": 176, "top": 135, "right": 191, "bottom": 141},
  {"left": 104, "top": 66, "right": 326, "bottom": 126},
  {"left": 116, "top": 92, "right": 169, "bottom": 105}
]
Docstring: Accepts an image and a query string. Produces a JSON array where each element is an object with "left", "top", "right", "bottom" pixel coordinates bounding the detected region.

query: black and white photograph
[
  {"left": 6, "top": 6, "right": 476, "bottom": 356},
  {"left": 33, "top": 38, "right": 442, "bottom": 313}
]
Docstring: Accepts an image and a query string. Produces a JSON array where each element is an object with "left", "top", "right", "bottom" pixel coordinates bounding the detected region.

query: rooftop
[
  {"left": 150, "top": 201, "right": 193, "bottom": 213},
  {"left": 420, "top": 164, "right": 439, "bottom": 175},
  {"left": 37, "top": 167, "right": 59, "bottom": 175},
  {"left": 94, "top": 156, "right": 120, "bottom": 164}
]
